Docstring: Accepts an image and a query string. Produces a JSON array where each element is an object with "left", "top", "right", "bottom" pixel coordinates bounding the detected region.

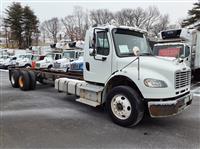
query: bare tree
[
  {"left": 41, "top": 17, "right": 60, "bottom": 43},
  {"left": 115, "top": 10, "right": 126, "bottom": 25},
  {"left": 62, "top": 15, "right": 77, "bottom": 41},
  {"left": 133, "top": 7, "right": 147, "bottom": 28},
  {"left": 144, "top": 6, "right": 161, "bottom": 31},
  {"left": 90, "top": 9, "right": 114, "bottom": 25},
  {"left": 60, "top": 5, "right": 171, "bottom": 41},
  {"left": 115, "top": 6, "right": 161, "bottom": 32},
  {"left": 73, "top": 6, "right": 90, "bottom": 40},
  {"left": 151, "top": 14, "right": 170, "bottom": 36},
  {"left": 62, "top": 6, "right": 90, "bottom": 41}
]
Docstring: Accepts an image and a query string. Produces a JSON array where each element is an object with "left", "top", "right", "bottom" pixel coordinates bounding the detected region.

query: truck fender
[{"left": 102, "top": 75, "right": 144, "bottom": 104}]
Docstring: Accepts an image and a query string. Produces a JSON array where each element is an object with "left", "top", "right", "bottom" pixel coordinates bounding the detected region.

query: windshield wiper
[{"left": 139, "top": 53, "right": 153, "bottom": 56}]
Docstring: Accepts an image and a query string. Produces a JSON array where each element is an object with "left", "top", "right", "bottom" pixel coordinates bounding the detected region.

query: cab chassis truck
[{"left": 9, "top": 25, "right": 193, "bottom": 127}]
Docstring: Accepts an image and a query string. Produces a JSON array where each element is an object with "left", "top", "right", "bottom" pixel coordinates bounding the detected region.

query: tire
[
  {"left": 38, "top": 77, "right": 47, "bottom": 84},
  {"left": 10, "top": 70, "right": 20, "bottom": 88},
  {"left": 28, "top": 71, "right": 36, "bottom": 90},
  {"left": 106, "top": 86, "right": 144, "bottom": 127},
  {"left": 18, "top": 70, "right": 30, "bottom": 91},
  {"left": 47, "top": 65, "right": 53, "bottom": 69},
  {"left": 24, "top": 64, "right": 31, "bottom": 68}
]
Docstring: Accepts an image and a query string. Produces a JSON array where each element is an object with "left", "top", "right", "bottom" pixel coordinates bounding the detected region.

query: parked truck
[
  {"left": 153, "top": 28, "right": 200, "bottom": 80},
  {"left": 53, "top": 49, "right": 83, "bottom": 72},
  {"left": 9, "top": 25, "right": 192, "bottom": 127}
]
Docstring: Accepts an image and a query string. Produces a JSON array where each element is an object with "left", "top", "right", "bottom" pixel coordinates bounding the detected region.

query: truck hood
[
  {"left": 54, "top": 58, "right": 70, "bottom": 63},
  {"left": 36, "top": 59, "right": 51, "bottom": 64},
  {"left": 118, "top": 56, "right": 189, "bottom": 73},
  {"left": 16, "top": 58, "right": 29, "bottom": 62},
  {"left": 156, "top": 56, "right": 176, "bottom": 61}
]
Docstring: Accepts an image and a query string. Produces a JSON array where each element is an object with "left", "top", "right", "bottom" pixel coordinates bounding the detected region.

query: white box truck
[
  {"left": 153, "top": 28, "right": 200, "bottom": 80},
  {"left": 9, "top": 25, "right": 193, "bottom": 127}
]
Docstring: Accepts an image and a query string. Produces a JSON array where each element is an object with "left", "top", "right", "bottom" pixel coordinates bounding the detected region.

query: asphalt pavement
[{"left": 0, "top": 70, "right": 200, "bottom": 149}]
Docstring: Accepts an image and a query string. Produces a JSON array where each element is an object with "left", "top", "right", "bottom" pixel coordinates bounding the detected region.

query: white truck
[
  {"left": 9, "top": 25, "right": 193, "bottom": 127},
  {"left": 15, "top": 54, "right": 34, "bottom": 68},
  {"left": 35, "top": 52, "right": 62, "bottom": 69},
  {"left": 0, "top": 54, "right": 23, "bottom": 69},
  {"left": 0, "top": 55, "right": 10, "bottom": 68},
  {"left": 53, "top": 49, "right": 83, "bottom": 72},
  {"left": 153, "top": 28, "right": 200, "bottom": 80}
]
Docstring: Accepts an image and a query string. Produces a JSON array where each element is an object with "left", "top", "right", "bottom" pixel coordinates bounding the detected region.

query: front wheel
[{"left": 106, "top": 86, "right": 144, "bottom": 127}]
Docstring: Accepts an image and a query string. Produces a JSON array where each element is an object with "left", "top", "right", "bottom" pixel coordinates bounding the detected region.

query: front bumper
[{"left": 148, "top": 93, "right": 193, "bottom": 117}]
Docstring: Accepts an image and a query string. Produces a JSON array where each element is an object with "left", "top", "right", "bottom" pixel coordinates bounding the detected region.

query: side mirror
[
  {"left": 133, "top": 47, "right": 140, "bottom": 56},
  {"left": 180, "top": 54, "right": 185, "bottom": 59},
  {"left": 89, "top": 48, "right": 96, "bottom": 56}
]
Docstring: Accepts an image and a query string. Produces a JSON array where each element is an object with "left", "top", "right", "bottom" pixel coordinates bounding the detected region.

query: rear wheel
[
  {"left": 10, "top": 70, "right": 20, "bottom": 88},
  {"left": 28, "top": 71, "right": 36, "bottom": 90},
  {"left": 25, "top": 64, "right": 31, "bottom": 68},
  {"left": 106, "top": 86, "right": 144, "bottom": 127},
  {"left": 18, "top": 71, "right": 30, "bottom": 91},
  {"left": 47, "top": 65, "right": 53, "bottom": 69}
]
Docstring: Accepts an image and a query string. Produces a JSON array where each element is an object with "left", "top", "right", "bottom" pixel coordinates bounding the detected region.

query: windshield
[
  {"left": 19, "top": 55, "right": 26, "bottom": 59},
  {"left": 63, "top": 51, "right": 75, "bottom": 59},
  {"left": 153, "top": 45, "right": 184, "bottom": 58},
  {"left": 26, "top": 55, "right": 32, "bottom": 59},
  {"left": 46, "top": 54, "right": 53, "bottom": 59},
  {"left": 32, "top": 55, "right": 39, "bottom": 61},
  {"left": 112, "top": 28, "right": 151, "bottom": 57}
]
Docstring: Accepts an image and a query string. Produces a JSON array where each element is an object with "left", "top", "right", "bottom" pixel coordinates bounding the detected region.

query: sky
[{"left": 0, "top": 0, "right": 199, "bottom": 24}]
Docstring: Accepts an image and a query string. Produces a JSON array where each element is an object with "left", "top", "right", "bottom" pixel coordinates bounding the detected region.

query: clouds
[{"left": 1, "top": 0, "right": 196, "bottom": 23}]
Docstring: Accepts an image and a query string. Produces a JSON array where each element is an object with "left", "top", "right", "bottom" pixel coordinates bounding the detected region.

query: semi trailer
[{"left": 9, "top": 25, "right": 193, "bottom": 127}]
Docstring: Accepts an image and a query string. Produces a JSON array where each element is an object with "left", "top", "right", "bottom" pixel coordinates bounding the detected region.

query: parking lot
[{"left": 0, "top": 70, "right": 200, "bottom": 149}]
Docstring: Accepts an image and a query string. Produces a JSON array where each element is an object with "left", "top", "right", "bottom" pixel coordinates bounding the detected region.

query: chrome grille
[{"left": 175, "top": 71, "right": 191, "bottom": 89}]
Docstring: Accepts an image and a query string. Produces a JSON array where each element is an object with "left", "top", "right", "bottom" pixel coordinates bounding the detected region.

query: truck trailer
[{"left": 9, "top": 25, "right": 193, "bottom": 127}]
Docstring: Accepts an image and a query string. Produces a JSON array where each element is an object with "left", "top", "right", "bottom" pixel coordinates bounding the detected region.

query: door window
[
  {"left": 96, "top": 31, "right": 109, "bottom": 56},
  {"left": 185, "top": 45, "right": 190, "bottom": 57}
]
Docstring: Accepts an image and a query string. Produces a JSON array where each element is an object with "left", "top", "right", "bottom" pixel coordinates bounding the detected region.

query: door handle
[{"left": 85, "top": 62, "right": 90, "bottom": 71}]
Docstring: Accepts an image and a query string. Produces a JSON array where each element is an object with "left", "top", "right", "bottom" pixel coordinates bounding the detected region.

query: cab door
[
  {"left": 184, "top": 45, "right": 191, "bottom": 67},
  {"left": 84, "top": 30, "right": 112, "bottom": 84}
]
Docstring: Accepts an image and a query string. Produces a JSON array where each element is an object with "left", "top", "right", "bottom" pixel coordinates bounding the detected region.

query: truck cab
[
  {"left": 15, "top": 54, "right": 33, "bottom": 68},
  {"left": 53, "top": 49, "right": 83, "bottom": 72},
  {"left": 153, "top": 42, "right": 191, "bottom": 66},
  {"left": 54, "top": 25, "right": 192, "bottom": 127},
  {"left": 35, "top": 52, "right": 62, "bottom": 69}
]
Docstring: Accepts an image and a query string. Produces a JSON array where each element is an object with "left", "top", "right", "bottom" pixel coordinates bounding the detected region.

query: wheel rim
[
  {"left": 111, "top": 94, "right": 132, "bottom": 120},
  {"left": 11, "top": 74, "right": 15, "bottom": 85},
  {"left": 26, "top": 65, "right": 30, "bottom": 68},
  {"left": 18, "top": 76, "right": 24, "bottom": 88}
]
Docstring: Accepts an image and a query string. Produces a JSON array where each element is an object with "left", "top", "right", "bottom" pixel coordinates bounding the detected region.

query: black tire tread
[
  {"left": 28, "top": 71, "right": 36, "bottom": 90},
  {"left": 106, "top": 85, "right": 144, "bottom": 127},
  {"left": 19, "top": 70, "right": 30, "bottom": 91}
]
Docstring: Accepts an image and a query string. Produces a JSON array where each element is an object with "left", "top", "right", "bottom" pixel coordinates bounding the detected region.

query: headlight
[{"left": 144, "top": 78, "right": 168, "bottom": 88}]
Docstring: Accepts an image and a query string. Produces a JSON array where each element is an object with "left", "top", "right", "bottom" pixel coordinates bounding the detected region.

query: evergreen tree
[
  {"left": 4, "top": 2, "right": 23, "bottom": 48},
  {"left": 4, "top": 3, "right": 39, "bottom": 49},
  {"left": 23, "top": 6, "right": 39, "bottom": 48},
  {"left": 182, "top": 1, "right": 200, "bottom": 27}
]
